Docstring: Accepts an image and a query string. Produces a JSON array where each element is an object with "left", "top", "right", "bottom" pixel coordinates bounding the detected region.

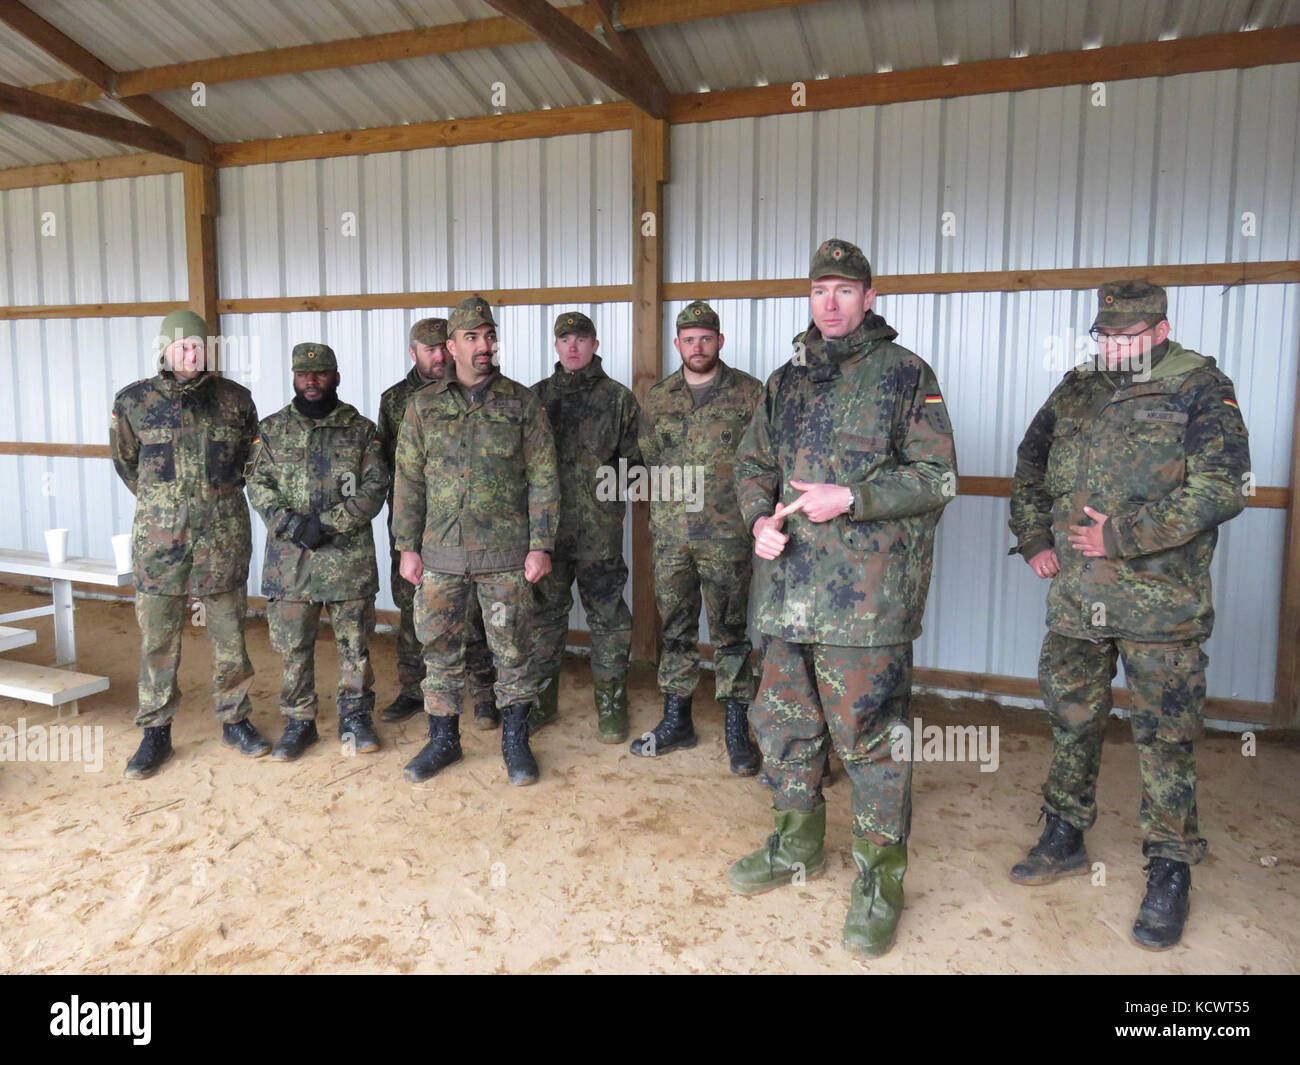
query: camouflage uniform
[
  {"left": 391, "top": 297, "right": 559, "bottom": 718},
  {"left": 377, "top": 320, "right": 494, "bottom": 709},
  {"left": 735, "top": 242, "right": 958, "bottom": 845},
  {"left": 245, "top": 344, "right": 390, "bottom": 721},
  {"left": 1010, "top": 281, "right": 1250, "bottom": 864},
  {"left": 110, "top": 311, "right": 259, "bottom": 728},
  {"left": 641, "top": 318, "right": 762, "bottom": 703},
  {"left": 531, "top": 318, "right": 642, "bottom": 704}
]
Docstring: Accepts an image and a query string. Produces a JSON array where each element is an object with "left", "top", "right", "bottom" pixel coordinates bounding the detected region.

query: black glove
[{"left": 287, "top": 513, "right": 332, "bottom": 550}]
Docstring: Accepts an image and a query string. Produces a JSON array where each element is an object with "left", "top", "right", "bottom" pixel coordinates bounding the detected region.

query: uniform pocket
[
  {"left": 1123, "top": 419, "right": 1186, "bottom": 502},
  {"left": 138, "top": 427, "right": 176, "bottom": 482},
  {"left": 1044, "top": 418, "right": 1083, "bottom": 497},
  {"left": 205, "top": 423, "right": 244, "bottom": 487},
  {"left": 834, "top": 431, "right": 890, "bottom": 483}
]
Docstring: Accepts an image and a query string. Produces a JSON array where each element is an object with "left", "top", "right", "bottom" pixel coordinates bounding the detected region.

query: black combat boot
[
  {"left": 501, "top": 702, "right": 540, "bottom": 786},
  {"left": 1132, "top": 858, "right": 1191, "bottom": 950},
  {"left": 272, "top": 718, "right": 319, "bottom": 761},
  {"left": 339, "top": 709, "right": 381, "bottom": 753},
  {"left": 474, "top": 699, "right": 501, "bottom": 730},
  {"left": 380, "top": 692, "right": 422, "bottom": 722},
  {"left": 124, "top": 723, "right": 174, "bottom": 780},
  {"left": 1010, "top": 806, "right": 1090, "bottom": 885},
  {"left": 629, "top": 693, "right": 697, "bottom": 757},
  {"left": 722, "top": 699, "right": 760, "bottom": 775},
  {"left": 223, "top": 717, "right": 271, "bottom": 758},
  {"left": 402, "top": 714, "right": 462, "bottom": 782}
]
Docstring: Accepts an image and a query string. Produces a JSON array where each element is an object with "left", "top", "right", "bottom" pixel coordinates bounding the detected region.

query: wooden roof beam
[
  {"left": 0, "top": 0, "right": 211, "bottom": 161},
  {"left": 0, "top": 80, "right": 191, "bottom": 158},
  {"left": 481, "top": 0, "right": 666, "bottom": 117}
]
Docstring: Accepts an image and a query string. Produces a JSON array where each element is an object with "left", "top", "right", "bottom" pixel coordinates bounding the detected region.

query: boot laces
[{"left": 765, "top": 832, "right": 781, "bottom": 874}]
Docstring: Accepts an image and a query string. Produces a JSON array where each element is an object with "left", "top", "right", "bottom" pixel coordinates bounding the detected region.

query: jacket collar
[
  {"left": 666, "top": 358, "right": 737, "bottom": 393},
  {"left": 550, "top": 353, "right": 608, "bottom": 389}
]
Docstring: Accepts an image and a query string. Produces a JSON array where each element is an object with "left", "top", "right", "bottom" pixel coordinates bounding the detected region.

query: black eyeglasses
[{"left": 1089, "top": 323, "right": 1154, "bottom": 346}]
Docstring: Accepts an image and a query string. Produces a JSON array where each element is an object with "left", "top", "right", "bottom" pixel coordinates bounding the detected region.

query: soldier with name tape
[
  {"left": 391, "top": 295, "right": 559, "bottom": 786},
  {"left": 376, "top": 318, "right": 497, "bottom": 730}
]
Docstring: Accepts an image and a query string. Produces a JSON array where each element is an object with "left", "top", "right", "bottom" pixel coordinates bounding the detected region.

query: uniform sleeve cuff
[
  {"left": 1018, "top": 534, "right": 1053, "bottom": 561},
  {"left": 1102, "top": 520, "right": 1123, "bottom": 559}
]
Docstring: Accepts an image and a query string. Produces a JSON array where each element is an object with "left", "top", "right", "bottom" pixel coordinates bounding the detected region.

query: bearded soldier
[
  {"left": 1009, "top": 281, "right": 1251, "bottom": 950},
  {"left": 731, "top": 239, "right": 958, "bottom": 959},
  {"left": 527, "top": 311, "right": 642, "bottom": 743},
  {"left": 110, "top": 310, "right": 271, "bottom": 778},
  {"left": 633, "top": 300, "right": 762, "bottom": 775},
  {"left": 246, "top": 343, "right": 390, "bottom": 760},
  {"left": 376, "top": 318, "right": 496, "bottom": 729},
  {"left": 392, "top": 296, "right": 559, "bottom": 786}
]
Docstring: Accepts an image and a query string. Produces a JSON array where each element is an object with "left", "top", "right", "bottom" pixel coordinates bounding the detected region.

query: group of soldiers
[{"left": 108, "top": 236, "right": 1250, "bottom": 959}]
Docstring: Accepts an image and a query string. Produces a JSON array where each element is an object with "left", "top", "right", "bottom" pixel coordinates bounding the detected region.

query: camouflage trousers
[
  {"left": 1039, "top": 630, "right": 1208, "bottom": 864},
  {"left": 133, "top": 588, "right": 254, "bottom": 728},
  {"left": 267, "top": 597, "right": 375, "bottom": 721},
  {"left": 391, "top": 552, "right": 494, "bottom": 704},
  {"left": 752, "top": 637, "right": 913, "bottom": 845},
  {"left": 532, "top": 556, "right": 631, "bottom": 685},
  {"left": 415, "top": 569, "right": 537, "bottom": 717},
  {"left": 653, "top": 540, "right": 756, "bottom": 701}
]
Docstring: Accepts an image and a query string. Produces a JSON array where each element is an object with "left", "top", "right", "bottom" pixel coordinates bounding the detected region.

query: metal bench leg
[
  {"left": 52, "top": 578, "right": 76, "bottom": 666},
  {"left": 57, "top": 699, "right": 80, "bottom": 720}
]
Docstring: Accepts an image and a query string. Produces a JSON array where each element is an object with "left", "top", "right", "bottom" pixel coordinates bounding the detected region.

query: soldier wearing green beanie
[{"left": 111, "top": 310, "right": 271, "bottom": 778}]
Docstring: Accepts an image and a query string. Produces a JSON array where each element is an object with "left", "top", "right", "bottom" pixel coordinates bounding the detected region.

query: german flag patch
[
  {"left": 923, "top": 393, "right": 952, "bottom": 434},
  {"left": 1223, "top": 398, "right": 1239, "bottom": 409}
]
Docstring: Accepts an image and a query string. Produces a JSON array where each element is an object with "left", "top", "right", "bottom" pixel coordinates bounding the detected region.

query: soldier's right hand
[
  {"left": 399, "top": 550, "right": 424, "bottom": 586},
  {"left": 290, "top": 513, "right": 332, "bottom": 550},
  {"left": 1027, "top": 548, "right": 1060, "bottom": 579},
  {"left": 752, "top": 513, "right": 789, "bottom": 561}
]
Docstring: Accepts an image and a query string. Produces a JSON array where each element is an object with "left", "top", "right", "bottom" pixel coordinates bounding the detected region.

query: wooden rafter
[
  {"left": 482, "top": 0, "right": 666, "bottom": 117},
  {"left": 0, "top": 0, "right": 211, "bottom": 161},
  {"left": 591, "top": 0, "right": 667, "bottom": 97},
  {"left": 0, "top": 80, "right": 189, "bottom": 158},
  {"left": 21, "top": 0, "right": 831, "bottom": 104}
]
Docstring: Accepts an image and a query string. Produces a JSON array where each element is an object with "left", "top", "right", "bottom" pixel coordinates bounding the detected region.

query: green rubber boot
[
  {"left": 527, "top": 673, "right": 560, "bottom": 735},
  {"left": 727, "top": 806, "right": 826, "bottom": 895},
  {"left": 593, "top": 678, "right": 629, "bottom": 743},
  {"left": 842, "top": 838, "right": 907, "bottom": 958}
]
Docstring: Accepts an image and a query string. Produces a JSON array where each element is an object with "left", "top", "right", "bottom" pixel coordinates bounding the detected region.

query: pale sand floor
[{"left": 1, "top": 587, "right": 1296, "bottom": 974}]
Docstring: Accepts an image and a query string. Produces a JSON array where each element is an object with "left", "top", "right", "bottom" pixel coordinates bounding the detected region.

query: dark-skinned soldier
[{"left": 246, "top": 343, "right": 390, "bottom": 760}]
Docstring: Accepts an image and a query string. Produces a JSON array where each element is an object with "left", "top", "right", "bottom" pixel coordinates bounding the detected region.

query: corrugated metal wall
[
  {"left": 3, "top": 64, "right": 1297, "bottom": 704},
  {"left": 664, "top": 64, "right": 1300, "bottom": 703}
]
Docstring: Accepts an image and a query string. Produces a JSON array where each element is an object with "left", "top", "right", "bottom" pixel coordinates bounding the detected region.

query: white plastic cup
[
  {"left": 111, "top": 533, "right": 132, "bottom": 574},
  {"left": 44, "top": 528, "right": 69, "bottom": 565}
]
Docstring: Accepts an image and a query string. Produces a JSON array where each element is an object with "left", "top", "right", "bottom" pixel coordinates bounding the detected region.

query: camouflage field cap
[
  {"left": 554, "top": 311, "right": 596, "bottom": 338},
  {"left": 409, "top": 317, "right": 448, "bottom": 347},
  {"left": 291, "top": 342, "right": 337, "bottom": 372},
  {"left": 809, "top": 238, "right": 872, "bottom": 284},
  {"left": 1092, "top": 280, "right": 1167, "bottom": 330},
  {"left": 448, "top": 294, "right": 496, "bottom": 334},
  {"left": 676, "top": 300, "right": 720, "bottom": 333}
]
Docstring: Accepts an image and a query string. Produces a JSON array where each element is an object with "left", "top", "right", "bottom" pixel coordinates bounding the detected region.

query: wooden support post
[
  {"left": 182, "top": 162, "right": 220, "bottom": 354},
  {"left": 1273, "top": 337, "right": 1300, "bottom": 725},
  {"left": 630, "top": 112, "right": 668, "bottom": 664}
]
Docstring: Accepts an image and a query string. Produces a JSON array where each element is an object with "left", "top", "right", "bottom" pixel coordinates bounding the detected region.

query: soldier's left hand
[
  {"left": 1067, "top": 506, "right": 1110, "bottom": 558},
  {"left": 778, "top": 480, "right": 855, "bottom": 524},
  {"left": 524, "top": 550, "right": 552, "bottom": 584}
]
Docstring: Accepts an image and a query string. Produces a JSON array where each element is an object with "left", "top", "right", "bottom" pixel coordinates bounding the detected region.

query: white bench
[
  {"left": 0, "top": 661, "right": 110, "bottom": 719},
  {"left": 0, "top": 625, "right": 36, "bottom": 652},
  {"left": 0, "top": 550, "right": 133, "bottom": 716}
]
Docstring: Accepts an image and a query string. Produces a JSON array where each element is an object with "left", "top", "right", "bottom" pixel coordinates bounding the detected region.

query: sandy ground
[{"left": 0, "top": 585, "right": 1296, "bottom": 975}]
